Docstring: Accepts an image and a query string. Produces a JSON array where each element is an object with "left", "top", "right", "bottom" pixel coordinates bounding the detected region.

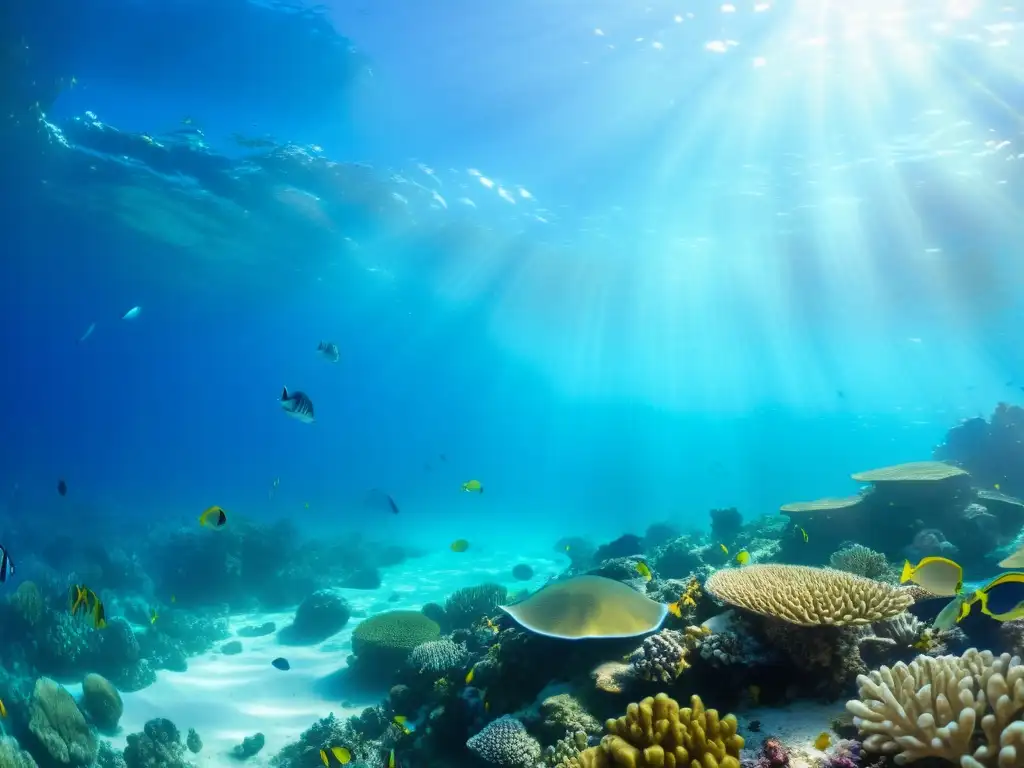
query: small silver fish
[
  {"left": 280, "top": 387, "right": 314, "bottom": 424},
  {"left": 317, "top": 341, "right": 340, "bottom": 363},
  {"left": 122, "top": 306, "right": 141, "bottom": 320}
]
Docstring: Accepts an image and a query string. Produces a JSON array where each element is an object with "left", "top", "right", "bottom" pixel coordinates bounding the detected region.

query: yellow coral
[
  {"left": 704, "top": 564, "right": 912, "bottom": 627},
  {"left": 579, "top": 693, "right": 743, "bottom": 768},
  {"left": 681, "top": 577, "right": 700, "bottom": 610}
]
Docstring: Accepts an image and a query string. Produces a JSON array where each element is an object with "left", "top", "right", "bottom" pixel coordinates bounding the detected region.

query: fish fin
[
  {"left": 900, "top": 560, "right": 913, "bottom": 584},
  {"left": 281, "top": 386, "right": 289, "bottom": 400}
]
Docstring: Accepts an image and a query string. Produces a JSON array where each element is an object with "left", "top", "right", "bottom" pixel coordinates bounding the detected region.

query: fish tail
[
  {"left": 900, "top": 560, "right": 913, "bottom": 584},
  {"left": 281, "top": 386, "right": 289, "bottom": 400}
]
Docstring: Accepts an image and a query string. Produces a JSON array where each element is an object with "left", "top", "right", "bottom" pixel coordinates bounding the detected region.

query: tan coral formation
[
  {"left": 704, "top": 565, "right": 913, "bottom": 627},
  {"left": 779, "top": 496, "right": 864, "bottom": 514},
  {"left": 579, "top": 692, "right": 743, "bottom": 768},
  {"left": 846, "top": 648, "right": 1024, "bottom": 767},
  {"left": 850, "top": 461, "right": 968, "bottom": 483}
]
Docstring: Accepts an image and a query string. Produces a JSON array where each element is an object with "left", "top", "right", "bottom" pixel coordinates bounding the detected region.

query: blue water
[{"left": 1, "top": 0, "right": 1022, "bottom": 552}]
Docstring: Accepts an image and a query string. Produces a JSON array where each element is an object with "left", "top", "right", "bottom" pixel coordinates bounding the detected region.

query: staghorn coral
[
  {"left": 846, "top": 648, "right": 1024, "bottom": 766},
  {"left": 704, "top": 565, "right": 912, "bottom": 626},
  {"left": 466, "top": 715, "right": 542, "bottom": 768},
  {"left": 829, "top": 545, "right": 897, "bottom": 583},
  {"left": 407, "top": 638, "right": 468, "bottom": 674},
  {"left": 579, "top": 692, "right": 744, "bottom": 768},
  {"left": 445, "top": 584, "right": 508, "bottom": 629}
]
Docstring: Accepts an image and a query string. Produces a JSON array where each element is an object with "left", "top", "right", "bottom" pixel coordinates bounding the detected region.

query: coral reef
[
  {"left": 847, "top": 648, "right": 1024, "bottom": 766},
  {"left": 578, "top": 693, "right": 743, "bottom": 768},
  {"left": 28, "top": 678, "right": 98, "bottom": 767},
  {"left": 233, "top": 733, "right": 265, "bottom": 759},
  {"left": 80, "top": 673, "right": 123, "bottom": 732},
  {"left": 627, "top": 629, "right": 704, "bottom": 683},
  {"left": 593, "top": 535, "right": 645, "bottom": 564},
  {"left": 407, "top": 638, "right": 469, "bottom": 675},
  {"left": 710, "top": 507, "right": 743, "bottom": 544},
  {"left": 350, "top": 611, "right": 441, "bottom": 679},
  {"left": 704, "top": 565, "right": 912, "bottom": 626},
  {"left": 123, "top": 718, "right": 190, "bottom": 768},
  {"left": 828, "top": 545, "right": 896, "bottom": 583},
  {"left": 934, "top": 402, "right": 1024, "bottom": 497},
  {"left": 743, "top": 737, "right": 790, "bottom": 768},
  {"left": 466, "top": 715, "right": 542, "bottom": 768},
  {"left": 444, "top": 584, "right": 508, "bottom": 630},
  {"left": 0, "top": 736, "right": 38, "bottom": 768},
  {"left": 281, "top": 589, "right": 351, "bottom": 644},
  {"left": 543, "top": 730, "right": 588, "bottom": 768},
  {"left": 650, "top": 538, "right": 700, "bottom": 581},
  {"left": 538, "top": 694, "right": 602, "bottom": 743}
]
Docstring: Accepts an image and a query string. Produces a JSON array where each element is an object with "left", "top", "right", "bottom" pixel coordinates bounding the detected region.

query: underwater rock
[
  {"left": 232, "top": 733, "right": 265, "bottom": 759},
  {"left": 80, "top": 673, "right": 123, "bottom": 732},
  {"left": 510, "top": 564, "right": 534, "bottom": 581},
  {"left": 710, "top": 507, "right": 743, "bottom": 544},
  {"left": 420, "top": 602, "right": 446, "bottom": 629},
  {"left": 186, "top": 728, "right": 202, "bottom": 753},
  {"left": 28, "top": 677, "right": 98, "bottom": 766},
  {"left": 123, "top": 718, "right": 188, "bottom": 768},
  {"left": 553, "top": 536, "right": 596, "bottom": 569},
  {"left": 220, "top": 640, "right": 243, "bottom": 655},
  {"left": 236, "top": 621, "right": 276, "bottom": 638},
  {"left": 643, "top": 522, "right": 682, "bottom": 550},
  {"left": 650, "top": 537, "right": 701, "bottom": 580},
  {"left": 282, "top": 589, "right": 351, "bottom": 644},
  {"left": 0, "top": 736, "right": 38, "bottom": 768},
  {"left": 593, "top": 534, "right": 643, "bottom": 562},
  {"left": 444, "top": 584, "right": 507, "bottom": 630}
]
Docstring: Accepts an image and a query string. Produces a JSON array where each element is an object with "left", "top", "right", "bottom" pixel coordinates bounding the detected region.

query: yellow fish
[
  {"left": 388, "top": 749, "right": 396, "bottom": 768},
  {"left": 719, "top": 544, "right": 728, "bottom": 555},
  {"left": 466, "top": 665, "right": 475, "bottom": 684},
  {"left": 565, "top": 545, "right": 570, "bottom": 552},
  {"left": 462, "top": 480, "right": 484, "bottom": 493},
  {"left": 933, "top": 591, "right": 978, "bottom": 630},
  {"left": 150, "top": 608, "right": 159, "bottom": 625},
  {"left": 995, "top": 483, "right": 1001, "bottom": 490},
  {"left": 92, "top": 597, "right": 107, "bottom": 629},
  {"left": 999, "top": 542, "right": 1024, "bottom": 569},
  {"left": 199, "top": 505, "right": 227, "bottom": 528},
  {"left": 799, "top": 526, "right": 808, "bottom": 543},
  {"left": 814, "top": 732, "right": 831, "bottom": 750},
  {"left": 331, "top": 747, "right": 351, "bottom": 765},
  {"left": 973, "top": 571, "right": 1024, "bottom": 621},
  {"left": 450, "top": 539, "right": 470, "bottom": 553},
  {"left": 0, "top": 698, "right": 6, "bottom": 718},
  {"left": 393, "top": 715, "right": 411, "bottom": 735},
  {"left": 900, "top": 556, "right": 963, "bottom": 597},
  {"left": 635, "top": 561, "right": 652, "bottom": 582},
  {"left": 735, "top": 550, "right": 750, "bottom": 565},
  {"left": 484, "top": 617, "right": 498, "bottom": 634},
  {"left": 667, "top": 601, "right": 682, "bottom": 618}
]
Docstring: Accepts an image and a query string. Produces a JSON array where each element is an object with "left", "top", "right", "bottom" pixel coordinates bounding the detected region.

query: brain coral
[
  {"left": 579, "top": 692, "right": 743, "bottom": 768},
  {"left": 847, "top": 648, "right": 1024, "bottom": 767},
  {"left": 352, "top": 611, "right": 441, "bottom": 663},
  {"left": 704, "top": 564, "right": 912, "bottom": 626},
  {"left": 466, "top": 715, "right": 542, "bottom": 768}
]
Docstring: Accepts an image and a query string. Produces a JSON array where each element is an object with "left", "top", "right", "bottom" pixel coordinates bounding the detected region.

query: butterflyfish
[
  {"left": 319, "top": 747, "right": 351, "bottom": 766},
  {"left": 393, "top": 715, "right": 412, "bottom": 734},
  {"left": 814, "top": 733, "right": 831, "bottom": 750},
  {"left": 900, "top": 556, "right": 963, "bottom": 597},
  {"left": 280, "top": 386, "right": 315, "bottom": 423},
  {"left": 91, "top": 597, "right": 107, "bottom": 629},
  {"left": 69, "top": 584, "right": 105, "bottom": 627},
  {"left": 450, "top": 539, "right": 470, "bottom": 553},
  {"left": 735, "top": 550, "right": 750, "bottom": 565},
  {"left": 635, "top": 561, "right": 652, "bottom": 582},
  {"left": 974, "top": 571, "right": 1024, "bottom": 621},
  {"left": 798, "top": 526, "right": 808, "bottom": 543},
  {"left": 462, "top": 480, "right": 483, "bottom": 493},
  {"left": 199, "top": 505, "right": 227, "bottom": 528}
]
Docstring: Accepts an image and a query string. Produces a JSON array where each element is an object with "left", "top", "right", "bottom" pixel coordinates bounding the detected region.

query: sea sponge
[
  {"left": 407, "top": 638, "right": 468, "bottom": 674},
  {"left": 846, "top": 648, "right": 1024, "bottom": 766},
  {"left": 28, "top": 677, "right": 98, "bottom": 766},
  {"left": 579, "top": 692, "right": 744, "bottom": 768},
  {"left": 80, "top": 673, "right": 123, "bottom": 731},
  {"left": 352, "top": 610, "right": 441, "bottom": 666},
  {"left": 466, "top": 715, "right": 542, "bottom": 768},
  {"left": 703, "top": 565, "right": 912, "bottom": 626}
]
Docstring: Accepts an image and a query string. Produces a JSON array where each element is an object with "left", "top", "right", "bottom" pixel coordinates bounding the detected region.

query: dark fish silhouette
[
  {"left": 57, "top": 479, "right": 67, "bottom": 496},
  {"left": 280, "top": 387, "right": 315, "bottom": 424},
  {"left": 271, "top": 657, "right": 290, "bottom": 671},
  {"left": 0, "top": 545, "right": 13, "bottom": 582},
  {"left": 366, "top": 488, "right": 400, "bottom": 514}
]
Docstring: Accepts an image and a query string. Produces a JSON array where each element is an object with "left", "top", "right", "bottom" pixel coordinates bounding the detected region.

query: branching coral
[
  {"left": 829, "top": 545, "right": 897, "bottom": 583},
  {"left": 846, "top": 648, "right": 1024, "bottom": 766},
  {"left": 579, "top": 692, "right": 744, "bottom": 768},
  {"left": 466, "top": 715, "right": 542, "bottom": 768},
  {"left": 704, "top": 565, "right": 912, "bottom": 626}
]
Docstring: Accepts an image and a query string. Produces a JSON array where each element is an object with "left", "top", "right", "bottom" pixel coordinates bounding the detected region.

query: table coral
[
  {"left": 579, "top": 692, "right": 743, "bottom": 768},
  {"left": 846, "top": 648, "right": 1024, "bottom": 766}
]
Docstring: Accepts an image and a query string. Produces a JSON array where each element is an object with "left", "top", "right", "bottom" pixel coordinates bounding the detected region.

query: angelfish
[{"left": 280, "top": 387, "right": 315, "bottom": 423}]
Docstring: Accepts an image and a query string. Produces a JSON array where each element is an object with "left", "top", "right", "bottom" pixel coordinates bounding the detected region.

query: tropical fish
[
  {"left": 280, "top": 387, "right": 315, "bottom": 423},
  {"left": 973, "top": 571, "right": 1024, "bottom": 621},
  {"left": 317, "top": 341, "right": 340, "bottom": 363},
  {"left": 388, "top": 749, "right": 395, "bottom": 768},
  {"left": 0, "top": 545, "right": 13, "bottom": 583},
  {"left": 199, "top": 506, "right": 227, "bottom": 528},
  {"left": 0, "top": 698, "right": 6, "bottom": 718},
  {"left": 319, "top": 746, "right": 351, "bottom": 766},
  {"left": 462, "top": 480, "right": 483, "bottom": 493},
  {"left": 57, "top": 479, "right": 67, "bottom": 497},
  {"left": 635, "top": 561, "right": 653, "bottom": 582},
  {"left": 933, "top": 592, "right": 976, "bottom": 631},
  {"left": 393, "top": 715, "right": 412, "bottom": 734},
  {"left": 69, "top": 585, "right": 91, "bottom": 616},
  {"left": 900, "top": 556, "right": 963, "bottom": 597},
  {"left": 122, "top": 306, "right": 142, "bottom": 320},
  {"left": 366, "top": 488, "right": 400, "bottom": 514},
  {"left": 814, "top": 732, "right": 831, "bottom": 750},
  {"left": 77, "top": 322, "right": 95, "bottom": 343},
  {"left": 797, "top": 526, "right": 809, "bottom": 543},
  {"left": 719, "top": 544, "right": 728, "bottom": 555},
  {"left": 91, "top": 596, "right": 107, "bottom": 629},
  {"left": 466, "top": 665, "right": 475, "bottom": 684},
  {"left": 735, "top": 550, "right": 750, "bottom": 566},
  {"left": 271, "top": 657, "right": 290, "bottom": 671},
  {"left": 149, "top": 608, "right": 158, "bottom": 625},
  {"left": 484, "top": 617, "right": 499, "bottom": 634},
  {"left": 667, "top": 601, "right": 682, "bottom": 618},
  {"left": 450, "top": 539, "right": 470, "bottom": 553},
  {"left": 998, "top": 542, "right": 1024, "bottom": 569}
]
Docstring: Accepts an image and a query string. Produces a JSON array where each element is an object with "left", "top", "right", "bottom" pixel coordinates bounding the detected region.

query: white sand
[
  {"left": 74, "top": 549, "right": 565, "bottom": 767},
  {"left": 739, "top": 700, "right": 849, "bottom": 768}
]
